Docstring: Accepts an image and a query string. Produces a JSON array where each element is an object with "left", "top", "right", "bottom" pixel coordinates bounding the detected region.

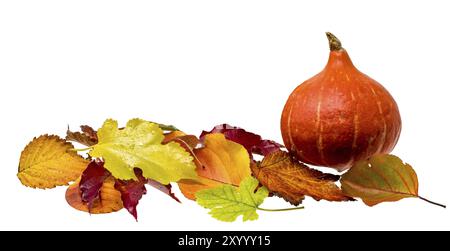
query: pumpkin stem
[{"left": 326, "top": 32, "right": 342, "bottom": 51}]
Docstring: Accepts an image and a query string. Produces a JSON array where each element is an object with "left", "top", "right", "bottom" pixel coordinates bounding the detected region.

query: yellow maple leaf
[
  {"left": 18, "top": 135, "right": 89, "bottom": 189},
  {"left": 178, "top": 133, "right": 251, "bottom": 200}
]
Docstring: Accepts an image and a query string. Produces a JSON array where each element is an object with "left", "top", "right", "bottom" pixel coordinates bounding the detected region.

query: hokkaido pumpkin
[{"left": 281, "top": 32, "right": 401, "bottom": 171}]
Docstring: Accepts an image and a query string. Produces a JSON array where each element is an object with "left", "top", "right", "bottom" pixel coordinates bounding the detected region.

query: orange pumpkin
[{"left": 281, "top": 32, "right": 401, "bottom": 171}]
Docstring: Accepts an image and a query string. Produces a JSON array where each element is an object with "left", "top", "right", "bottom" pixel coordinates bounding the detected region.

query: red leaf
[
  {"left": 252, "top": 140, "right": 284, "bottom": 156},
  {"left": 114, "top": 169, "right": 147, "bottom": 221},
  {"left": 79, "top": 160, "right": 111, "bottom": 211},
  {"left": 200, "top": 124, "right": 283, "bottom": 158},
  {"left": 147, "top": 179, "right": 181, "bottom": 203}
]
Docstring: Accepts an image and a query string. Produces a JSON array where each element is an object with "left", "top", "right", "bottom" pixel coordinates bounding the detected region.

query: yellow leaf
[
  {"left": 178, "top": 133, "right": 251, "bottom": 200},
  {"left": 65, "top": 177, "right": 123, "bottom": 214},
  {"left": 18, "top": 135, "right": 89, "bottom": 189},
  {"left": 252, "top": 151, "right": 352, "bottom": 205}
]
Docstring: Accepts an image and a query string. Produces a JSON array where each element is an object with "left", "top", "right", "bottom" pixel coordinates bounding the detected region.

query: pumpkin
[{"left": 280, "top": 32, "right": 401, "bottom": 171}]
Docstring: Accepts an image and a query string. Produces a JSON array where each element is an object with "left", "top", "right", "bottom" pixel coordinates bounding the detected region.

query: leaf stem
[
  {"left": 69, "top": 147, "right": 92, "bottom": 152},
  {"left": 257, "top": 206, "right": 304, "bottom": 212},
  {"left": 418, "top": 196, "right": 446, "bottom": 208}
]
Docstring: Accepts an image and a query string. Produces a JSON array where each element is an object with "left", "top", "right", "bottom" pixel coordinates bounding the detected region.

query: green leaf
[
  {"left": 341, "top": 154, "right": 419, "bottom": 206},
  {"left": 89, "top": 119, "right": 197, "bottom": 184},
  {"left": 195, "top": 176, "right": 269, "bottom": 222}
]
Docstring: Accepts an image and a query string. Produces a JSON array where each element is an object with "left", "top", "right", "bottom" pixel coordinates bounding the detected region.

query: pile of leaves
[{"left": 17, "top": 119, "right": 445, "bottom": 222}]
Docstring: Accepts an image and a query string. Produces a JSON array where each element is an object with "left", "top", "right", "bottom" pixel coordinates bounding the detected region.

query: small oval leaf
[{"left": 341, "top": 154, "right": 419, "bottom": 206}]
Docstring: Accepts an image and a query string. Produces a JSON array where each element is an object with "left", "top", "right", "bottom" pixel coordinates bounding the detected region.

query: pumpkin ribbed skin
[{"left": 280, "top": 34, "right": 401, "bottom": 171}]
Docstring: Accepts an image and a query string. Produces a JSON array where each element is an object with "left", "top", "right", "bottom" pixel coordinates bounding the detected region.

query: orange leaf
[
  {"left": 178, "top": 133, "right": 251, "bottom": 200},
  {"left": 162, "top": 130, "right": 187, "bottom": 144},
  {"left": 65, "top": 177, "right": 123, "bottom": 214},
  {"left": 251, "top": 151, "right": 352, "bottom": 205}
]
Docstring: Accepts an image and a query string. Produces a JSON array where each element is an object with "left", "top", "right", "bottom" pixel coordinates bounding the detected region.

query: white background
[{"left": 1, "top": 0, "right": 449, "bottom": 230}]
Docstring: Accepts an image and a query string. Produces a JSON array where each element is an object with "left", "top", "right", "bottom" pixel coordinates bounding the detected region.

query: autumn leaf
[
  {"left": 196, "top": 176, "right": 269, "bottom": 222},
  {"left": 66, "top": 125, "right": 98, "bottom": 146},
  {"left": 178, "top": 133, "right": 251, "bottom": 200},
  {"left": 18, "top": 135, "right": 89, "bottom": 189},
  {"left": 162, "top": 130, "right": 188, "bottom": 144},
  {"left": 252, "top": 151, "right": 352, "bottom": 205},
  {"left": 147, "top": 179, "right": 180, "bottom": 203},
  {"left": 115, "top": 169, "right": 147, "bottom": 220},
  {"left": 89, "top": 119, "right": 197, "bottom": 184},
  {"left": 252, "top": 140, "right": 284, "bottom": 156},
  {"left": 341, "top": 154, "right": 445, "bottom": 208},
  {"left": 163, "top": 132, "right": 202, "bottom": 168},
  {"left": 79, "top": 160, "right": 111, "bottom": 210},
  {"left": 200, "top": 124, "right": 283, "bottom": 158},
  {"left": 66, "top": 176, "right": 123, "bottom": 214}
]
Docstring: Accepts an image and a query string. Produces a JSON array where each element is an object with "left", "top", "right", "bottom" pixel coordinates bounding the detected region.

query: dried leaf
[
  {"left": 200, "top": 124, "right": 283, "bottom": 158},
  {"left": 162, "top": 130, "right": 188, "bottom": 144},
  {"left": 18, "top": 135, "right": 89, "bottom": 189},
  {"left": 147, "top": 179, "right": 180, "bottom": 203},
  {"left": 115, "top": 169, "right": 147, "bottom": 220},
  {"left": 252, "top": 151, "right": 351, "bottom": 205},
  {"left": 196, "top": 176, "right": 269, "bottom": 222},
  {"left": 79, "top": 160, "right": 111, "bottom": 210},
  {"left": 178, "top": 133, "right": 251, "bottom": 200},
  {"left": 66, "top": 125, "right": 98, "bottom": 146},
  {"left": 65, "top": 177, "right": 123, "bottom": 214},
  {"left": 252, "top": 140, "right": 284, "bottom": 156},
  {"left": 341, "top": 154, "right": 420, "bottom": 206},
  {"left": 89, "top": 119, "right": 197, "bottom": 183}
]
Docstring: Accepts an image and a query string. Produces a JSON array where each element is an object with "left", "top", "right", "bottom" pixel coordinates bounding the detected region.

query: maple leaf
[
  {"left": 341, "top": 154, "right": 445, "bottom": 208},
  {"left": 18, "top": 135, "right": 89, "bottom": 189},
  {"left": 251, "top": 151, "right": 352, "bottom": 205},
  {"left": 178, "top": 133, "right": 252, "bottom": 200},
  {"left": 200, "top": 124, "right": 283, "bottom": 158},
  {"left": 196, "top": 176, "right": 269, "bottom": 222},
  {"left": 66, "top": 176, "right": 123, "bottom": 214},
  {"left": 88, "top": 119, "right": 197, "bottom": 184},
  {"left": 79, "top": 160, "right": 111, "bottom": 210},
  {"left": 115, "top": 169, "right": 147, "bottom": 220}
]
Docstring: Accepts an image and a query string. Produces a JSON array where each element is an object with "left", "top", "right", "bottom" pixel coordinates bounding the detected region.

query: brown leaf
[
  {"left": 65, "top": 176, "right": 123, "bottom": 214},
  {"left": 18, "top": 135, "right": 90, "bottom": 189},
  {"left": 251, "top": 151, "right": 352, "bottom": 205},
  {"left": 66, "top": 125, "right": 98, "bottom": 146}
]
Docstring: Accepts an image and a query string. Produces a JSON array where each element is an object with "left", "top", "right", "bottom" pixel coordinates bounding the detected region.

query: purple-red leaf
[
  {"left": 79, "top": 160, "right": 111, "bottom": 211},
  {"left": 147, "top": 179, "right": 181, "bottom": 203},
  {"left": 200, "top": 124, "right": 283, "bottom": 158},
  {"left": 114, "top": 169, "right": 147, "bottom": 221},
  {"left": 252, "top": 140, "right": 284, "bottom": 156}
]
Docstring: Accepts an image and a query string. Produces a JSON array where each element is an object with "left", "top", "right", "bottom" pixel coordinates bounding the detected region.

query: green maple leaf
[
  {"left": 89, "top": 118, "right": 197, "bottom": 184},
  {"left": 195, "top": 176, "right": 269, "bottom": 222}
]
